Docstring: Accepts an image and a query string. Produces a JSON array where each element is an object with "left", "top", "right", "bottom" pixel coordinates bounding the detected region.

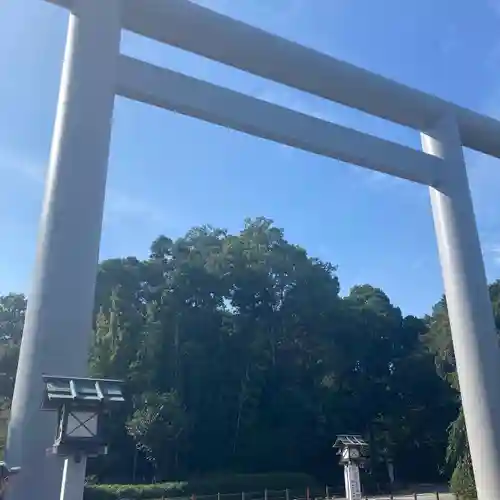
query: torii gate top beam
[{"left": 46, "top": 0, "right": 500, "bottom": 160}]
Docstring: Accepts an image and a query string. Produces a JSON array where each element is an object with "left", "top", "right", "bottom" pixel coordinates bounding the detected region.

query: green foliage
[
  {"left": 425, "top": 280, "right": 500, "bottom": 499},
  {"left": 0, "top": 293, "right": 26, "bottom": 403},
  {"left": 127, "top": 391, "right": 189, "bottom": 476},
  {"left": 446, "top": 409, "right": 476, "bottom": 498},
  {"left": 84, "top": 480, "right": 188, "bottom": 500},
  {"left": 0, "top": 410, "right": 7, "bottom": 459},
  {"left": 450, "top": 457, "right": 476, "bottom": 500},
  {"left": 84, "top": 473, "right": 317, "bottom": 500},
  {"left": 1, "top": 219, "right": 461, "bottom": 488},
  {"left": 0, "top": 293, "right": 26, "bottom": 456}
]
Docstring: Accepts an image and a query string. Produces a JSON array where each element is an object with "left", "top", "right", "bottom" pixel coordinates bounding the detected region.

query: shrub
[
  {"left": 84, "top": 473, "right": 319, "bottom": 500},
  {"left": 84, "top": 481, "right": 188, "bottom": 500}
]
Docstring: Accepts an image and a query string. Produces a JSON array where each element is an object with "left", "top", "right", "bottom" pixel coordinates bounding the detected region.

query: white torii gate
[{"left": 6, "top": 1, "right": 500, "bottom": 499}]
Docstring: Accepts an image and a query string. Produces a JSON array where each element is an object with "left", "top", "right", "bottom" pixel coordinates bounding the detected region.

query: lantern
[
  {"left": 41, "top": 376, "right": 124, "bottom": 458},
  {"left": 333, "top": 435, "right": 369, "bottom": 500}
]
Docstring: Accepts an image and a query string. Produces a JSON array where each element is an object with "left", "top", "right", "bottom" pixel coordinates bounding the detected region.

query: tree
[
  {"left": 0, "top": 219, "right": 471, "bottom": 489},
  {"left": 0, "top": 294, "right": 26, "bottom": 402},
  {"left": 0, "top": 294, "right": 27, "bottom": 456},
  {"left": 425, "top": 280, "right": 500, "bottom": 499},
  {"left": 86, "top": 219, "right": 459, "bottom": 485},
  {"left": 127, "top": 391, "right": 189, "bottom": 481},
  {"left": 330, "top": 286, "right": 455, "bottom": 489}
]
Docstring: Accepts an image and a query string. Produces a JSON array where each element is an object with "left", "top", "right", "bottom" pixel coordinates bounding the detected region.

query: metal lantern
[
  {"left": 41, "top": 375, "right": 124, "bottom": 458},
  {"left": 334, "top": 435, "right": 368, "bottom": 464}
]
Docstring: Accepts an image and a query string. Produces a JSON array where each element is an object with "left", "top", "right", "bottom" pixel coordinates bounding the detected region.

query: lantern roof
[
  {"left": 333, "top": 434, "right": 368, "bottom": 448},
  {"left": 41, "top": 375, "right": 124, "bottom": 411}
]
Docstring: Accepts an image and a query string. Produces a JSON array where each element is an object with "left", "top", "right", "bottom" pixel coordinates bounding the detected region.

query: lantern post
[{"left": 333, "top": 435, "right": 368, "bottom": 500}]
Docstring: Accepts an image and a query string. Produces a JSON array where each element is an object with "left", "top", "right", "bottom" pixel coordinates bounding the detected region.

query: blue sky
[{"left": 1, "top": 0, "right": 500, "bottom": 317}]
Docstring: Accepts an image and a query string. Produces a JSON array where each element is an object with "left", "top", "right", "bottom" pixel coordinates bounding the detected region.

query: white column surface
[
  {"left": 6, "top": 1, "right": 121, "bottom": 499},
  {"left": 422, "top": 114, "right": 500, "bottom": 500}
]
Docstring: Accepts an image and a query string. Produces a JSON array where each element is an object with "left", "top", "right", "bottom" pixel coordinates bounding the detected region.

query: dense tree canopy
[{"left": 2, "top": 218, "right": 491, "bottom": 493}]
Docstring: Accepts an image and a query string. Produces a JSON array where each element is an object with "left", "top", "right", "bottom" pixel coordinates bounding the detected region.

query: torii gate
[{"left": 6, "top": 1, "right": 500, "bottom": 499}]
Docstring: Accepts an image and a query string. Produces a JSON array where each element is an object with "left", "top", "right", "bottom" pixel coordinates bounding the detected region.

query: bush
[
  {"left": 84, "top": 481, "right": 188, "bottom": 500},
  {"left": 85, "top": 473, "right": 319, "bottom": 500}
]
